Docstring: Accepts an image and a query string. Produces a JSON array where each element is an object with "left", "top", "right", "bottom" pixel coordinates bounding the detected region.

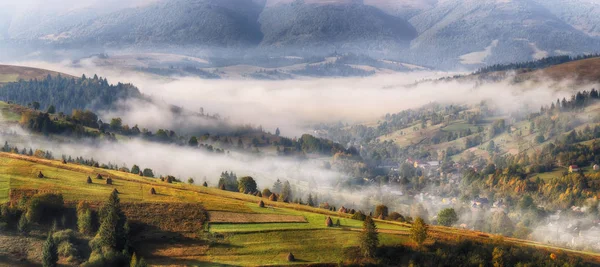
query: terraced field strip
[{"left": 209, "top": 211, "right": 307, "bottom": 224}]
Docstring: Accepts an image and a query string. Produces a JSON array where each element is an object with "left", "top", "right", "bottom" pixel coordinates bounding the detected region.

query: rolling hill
[
  {"left": 0, "top": 65, "right": 73, "bottom": 85},
  {"left": 1, "top": 151, "right": 599, "bottom": 266}
]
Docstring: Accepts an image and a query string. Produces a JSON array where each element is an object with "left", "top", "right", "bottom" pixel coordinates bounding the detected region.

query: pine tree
[
  {"left": 307, "top": 194, "right": 314, "bottom": 207},
  {"left": 42, "top": 232, "right": 58, "bottom": 267},
  {"left": 359, "top": 216, "right": 378, "bottom": 258},
  {"left": 95, "top": 189, "right": 128, "bottom": 251},
  {"left": 18, "top": 214, "right": 29, "bottom": 235}
]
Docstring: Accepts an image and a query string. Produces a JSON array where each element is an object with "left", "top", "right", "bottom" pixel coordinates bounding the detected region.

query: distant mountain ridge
[{"left": 2, "top": 0, "right": 600, "bottom": 69}]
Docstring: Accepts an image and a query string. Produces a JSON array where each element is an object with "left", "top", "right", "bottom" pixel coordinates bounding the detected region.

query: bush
[
  {"left": 142, "top": 168, "right": 154, "bottom": 177},
  {"left": 187, "top": 178, "right": 194, "bottom": 184},
  {"left": 57, "top": 241, "right": 78, "bottom": 260},
  {"left": 351, "top": 211, "right": 366, "bottom": 221},
  {"left": 262, "top": 188, "right": 272, "bottom": 198},
  {"left": 388, "top": 212, "right": 404, "bottom": 222},
  {"left": 374, "top": 204, "right": 389, "bottom": 219},
  {"left": 238, "top": 176, "right": 257, "bottom": 194},
  {"left": 437, "top": 208, "right": 459, "bottom": 227}
]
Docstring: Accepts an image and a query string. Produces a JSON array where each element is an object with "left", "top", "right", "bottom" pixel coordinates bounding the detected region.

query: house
[
  {"left": 569, "top": 165, "right": 580, "bottom": 173},
  {"left": 594, "top": 164, "right": 599, "bottom": 171},
  {"left": 472, "top": 197, "right": 489, "bottom": 208}
]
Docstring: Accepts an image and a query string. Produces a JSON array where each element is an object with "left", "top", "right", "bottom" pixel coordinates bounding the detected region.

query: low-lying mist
[{"left": 11, "top": 59, "right": 577, "bottom": 137}]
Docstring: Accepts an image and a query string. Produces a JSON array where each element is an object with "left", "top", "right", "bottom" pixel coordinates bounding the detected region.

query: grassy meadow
[{"left": 2, "top": 151, "right": 600, "bottom": 266}]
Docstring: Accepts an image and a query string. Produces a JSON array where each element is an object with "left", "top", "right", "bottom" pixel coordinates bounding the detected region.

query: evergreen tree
[
  {"left": 42, "top": 232, "right": 58, "bottom": 267},
  {"left": 359, "top": 216, "right": 378, "bottom": 258},
  {"left": 272, "top": 179, "right": 283, "bottom": 194},
  {"left": 281, "top": 180, "right": 292, "bottom": 202},
  {"left": 18, "top": 214, "right": 29, "bottom": 235},
  {"left": 307, "top": 194, "right": 314, "bottom": 207},
  {"left": 95, "top": 189, "right": 128, "bottom": 251}
]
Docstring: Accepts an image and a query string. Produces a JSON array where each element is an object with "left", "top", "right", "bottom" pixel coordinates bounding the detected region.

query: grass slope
[
  {"left": 1, "top": 152, "right": 600, "bottom": 265},
  {"left": 0, "top": 65, "right": 73, "bottom": 85}
]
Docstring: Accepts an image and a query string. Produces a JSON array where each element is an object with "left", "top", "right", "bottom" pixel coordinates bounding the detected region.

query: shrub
[
  {"left": 262, "top": 188, "right": 272, "bottom": 198},
  {"left": 86, "top": 176, "right": 92, "bottom": 184},
  {"left": 437, "top": 208, "right": 459, "bottom": 227},
  {"left": 187, "top": 178, "right": 194, "bottom": 184},
  {"left": 388, "top": 212, "right": 404, "bottom": 222},
  {"left": 150, "top": 188, "right": 156, "bottom": 195},
  {"left": 374, "top": 204, "right": 389, "bottom": 219},
  {"left": 57, "top": 241, "right": 78, "bottom": 260},
  {"left": 351, "top": 211, "right": 366, "bottom": 221},
  {"left": 238, "top": 176, "right": 258, "bottom": 194},
  {"left": 259, "top": 200, "right": 265, "bottom": 208},
  {"left": 142, "top": 168, "right": 154, "bottom": 177}
]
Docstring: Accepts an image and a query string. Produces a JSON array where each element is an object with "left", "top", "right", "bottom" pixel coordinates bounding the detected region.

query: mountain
[
  {"left": 8, "top": 0, "right": 265, "bottom": 48},
  {"left": 258, "top": 1, "right": 417, "bottom": 52},
  {"left": 405, "top": 0, "right": 600, "bottom": 69},
  {"left": 3, "top": 0, "right": 600, "bottom": 70},
  {"left": 532, "top": 0, "right": 600, "bottom": 37}
]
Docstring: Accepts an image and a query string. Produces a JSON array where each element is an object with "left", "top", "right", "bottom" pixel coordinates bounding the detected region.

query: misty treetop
[{"left": 0, "top": 74, "right": 142, "bottom": 114}]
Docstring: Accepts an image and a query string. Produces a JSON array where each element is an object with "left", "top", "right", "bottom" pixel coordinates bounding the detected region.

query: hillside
[
  {"left": 0, "top": 65, "right": 73, "bottom": 85},
  {"left": 406, "top": 0, "right": 600, "bottom": 69},
  {"left": 3, "top": 0, "right": 600, "bottom": 69},
  {"left": 1, "top": 151, "right": 599, "bottom": 266},
  {"left": 258, "top": 2, "right": 417, "bottom": 51},
  {"left": 520, "top": 57, "right": 600, "bottom": 83}
]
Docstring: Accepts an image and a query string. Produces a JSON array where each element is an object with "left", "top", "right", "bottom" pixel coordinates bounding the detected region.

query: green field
[{"left": 2, "top": 151, "right": 600, "bottom": 266}]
